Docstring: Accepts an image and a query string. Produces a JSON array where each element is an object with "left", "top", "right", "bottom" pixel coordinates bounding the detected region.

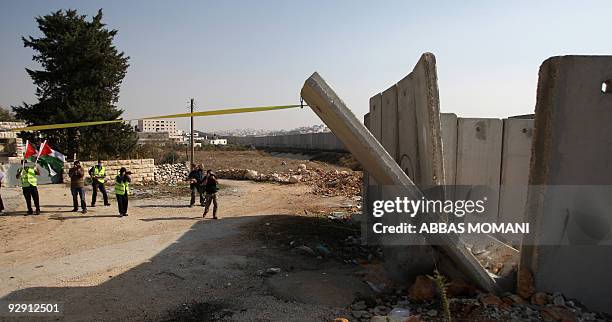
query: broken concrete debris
[
  {"left": 346, "top": 274, "right": 602, "bottom": 322},
  {"left": 408, "top": 276, "right": 437, "bottom": 302},
  {"left": 265, "top": 267, "right": 281, "bottom": 275},
  {"left": 153, "top": 162, "right": 362, "bottom": 196},
  {"left": 260, "top": 210, "right": 601, "bottom": 321},
  {"left": 517, "top": 267, "right": 536, "bottom": 300},
  {"left": 311, "top": 169, "right": 362, "bottom": 197}
]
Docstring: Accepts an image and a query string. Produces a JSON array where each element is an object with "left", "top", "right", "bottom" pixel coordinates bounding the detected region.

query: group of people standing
[
  {"left": 67, "top": 160, "right": 132, "bottom": 216},
  {"left": 11, "top": 159, "right": 131, "bottom": 217},
  {"left": 67, "top": 160, "right": 112, "bottom": 214},
  {"left": 6, "top": 160, "right": 218, "bottom": 219},
  {"left": 186, "top": 164, "right": 219, "bottom": 219}
]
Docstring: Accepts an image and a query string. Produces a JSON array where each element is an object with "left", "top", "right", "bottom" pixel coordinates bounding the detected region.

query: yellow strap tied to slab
[{"left": 11, "top": 104, "right": 302, "bottom": 132}]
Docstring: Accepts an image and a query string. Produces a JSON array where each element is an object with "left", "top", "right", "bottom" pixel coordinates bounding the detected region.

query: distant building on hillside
[
  {"left": 180, "top": 133, "right": 227, "bottom": 146},
  {"left": 201, "top": 134, "right": 227, "bottom": 146},
  {"left": 136, "top": 119, "right": 184, "bottom": 143},
  {"left": 207, "top": 138, "right": 227, "bottom": 145},
  {"left": 137, "top": 119, "right": 177, "bottom": 133}
]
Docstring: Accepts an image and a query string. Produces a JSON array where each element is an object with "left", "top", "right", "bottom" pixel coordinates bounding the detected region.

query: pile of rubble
[
  {"left": 306, "top": 168, "right": 363, "bottom": 197},
  {"left": 154, "top": 163, "right": 189, "bottom": 185},
  {"left": 215, "top": 168, "right": 302, "bottom": 184},
  {"left": 153, "top": 163, "right": 363, "bottom": 197},
  {"left": 345, "top": 271, "right": 605, "bottom": 322},
  {"left": 153, "top": 164, "right": 305, "bottom": 185}
]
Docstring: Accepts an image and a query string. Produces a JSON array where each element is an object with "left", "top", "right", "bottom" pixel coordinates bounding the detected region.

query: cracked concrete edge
[{"left": 301, "top": 71, "right": 499, "bottom": 293}]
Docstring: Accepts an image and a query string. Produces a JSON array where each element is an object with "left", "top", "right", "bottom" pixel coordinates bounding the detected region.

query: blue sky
[{"left": 1, "top": 1, "right": 611, "bottom": 132}]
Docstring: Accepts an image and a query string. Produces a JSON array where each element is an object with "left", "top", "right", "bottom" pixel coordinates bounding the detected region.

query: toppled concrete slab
[{"left": 301, "top": 71, "right": 498, "bottom": 293}]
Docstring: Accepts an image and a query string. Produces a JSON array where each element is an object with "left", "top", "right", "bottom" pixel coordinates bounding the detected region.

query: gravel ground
[{"left": 0, "top": 180, "right": 354, "bottom": 321}]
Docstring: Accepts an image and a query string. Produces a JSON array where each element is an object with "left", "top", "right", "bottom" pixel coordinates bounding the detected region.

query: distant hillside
[{"left": 204, "top": 124, "right": 330, "bottom": 137}]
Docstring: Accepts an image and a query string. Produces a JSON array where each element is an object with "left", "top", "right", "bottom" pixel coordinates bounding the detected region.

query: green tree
[
  {"left": 0, "top": 106, "right": 16, "bottom": 122},
  {"left": 13, "top": 9, "right": 136, "bottom": 160}
]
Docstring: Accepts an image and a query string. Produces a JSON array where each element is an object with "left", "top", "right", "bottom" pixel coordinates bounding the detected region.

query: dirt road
[{"left": 0, "top": 181, "right": 363, "bottom": 321}]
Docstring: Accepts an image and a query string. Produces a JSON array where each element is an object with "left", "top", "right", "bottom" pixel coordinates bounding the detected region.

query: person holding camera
[
  {"left": 114, "top": 167, "right": 131, "bottom": 217},
  {"left": 68, "top": 160, "right": 87, "bottom": 214},
  {"left": 202, "top": 169, "right": 219, "bottom": 219},
  {"left": 0, "top": 165, "right": 5, "bottom": 215},
  {"left": 186, "top": 163, "right": 205, "bottom": 207}
]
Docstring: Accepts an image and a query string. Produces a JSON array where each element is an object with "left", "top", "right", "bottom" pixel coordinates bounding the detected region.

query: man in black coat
[{"left": 186, "top": 164, "right": 205, "bottom": 207}]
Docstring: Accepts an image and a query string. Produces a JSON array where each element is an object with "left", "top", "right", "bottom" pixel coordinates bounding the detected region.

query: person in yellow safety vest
[
  {"left": 89, "top": 159, "right": 110, "bottom": 207},
  {"left": 16, "top": 160, "right": 41, "bottom": 215},
  {"left": 115, "top": 167, "right": 131, "bottom": 217}
]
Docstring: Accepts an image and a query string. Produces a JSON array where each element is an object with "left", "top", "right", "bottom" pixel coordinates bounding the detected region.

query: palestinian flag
[
  {"left": 35, "top": 141, "right": 66, "bottom": 177},
  {"left": 23, "top": 140, "right": 37, "bottom": 160}
]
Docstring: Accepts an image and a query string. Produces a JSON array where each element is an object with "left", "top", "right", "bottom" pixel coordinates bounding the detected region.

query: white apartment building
[
  {"left": 137, "top": 119, "right": 177, "bottom": 133},
  {"left": 136, "top": 119, "right": 184, "bottom": 141}
]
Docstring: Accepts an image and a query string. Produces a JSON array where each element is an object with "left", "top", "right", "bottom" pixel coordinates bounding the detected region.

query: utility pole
[{"left": 190, "top": 98, "right": 195, "bottom": 170}]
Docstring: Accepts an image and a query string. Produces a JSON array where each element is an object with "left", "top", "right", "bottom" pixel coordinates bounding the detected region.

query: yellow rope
[{"left": 12, "top": 104, "right": 302, "bottom": 132}]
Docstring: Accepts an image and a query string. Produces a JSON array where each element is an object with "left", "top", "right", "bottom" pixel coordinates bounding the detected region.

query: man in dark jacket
[
  {"left": 186, "top": 164, "right": 205, "bottom": 207},
  {"left": 202, "top": 170, "right": 218, "bottom": 219},
  {"left": 0, "top": 166, "right": 5, "bottom": 215},
  {"left": 68, "top": 160, "right": 87, "bottom": 214}
]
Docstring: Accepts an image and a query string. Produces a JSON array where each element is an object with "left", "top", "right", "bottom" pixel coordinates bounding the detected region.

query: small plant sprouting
[{"left": 428, "top": 269, "right": 451, "bottom": 322}]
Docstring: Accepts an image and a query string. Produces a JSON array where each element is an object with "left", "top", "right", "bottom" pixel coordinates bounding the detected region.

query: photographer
[
  {"left": 68, "top": 160, "right": 87, "bottom": 214},
  {"left": 202, "top": 169, "right": 219, "bottom": 219},
  {"left": 186, "top": 163, "right": 205, "bottom": 207},
  {"left": 114, "top": 167, "right": 131, "bottom": 217}
]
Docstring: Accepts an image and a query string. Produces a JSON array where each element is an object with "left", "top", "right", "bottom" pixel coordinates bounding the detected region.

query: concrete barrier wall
[
  {"left": 226, "top": 132, "right": 346, "bottom": 152},
  {"left": 519, "top": 56, "right": 612, "bottom": 314},
  {"left": 438, "top": 117, "right": 533, "bottom": 238},
  {"left": 359, "top": 55, "right": 612, "bottom": 312},
  {"left": 62, "top": 159, "right": 155, "bottom": 185},
  {"left": 455, "top": 118, "right": 503, "bottom": 224},
  {"left": 365, "top": 53, "right": 443, "bottom": 281},
  {"left": 397, "top": 75, "right": 421, "bottom": 183},
  {"left": 381, "top": 85, "right": 399, "bottom": 160},
  {"left": 498, "top": 118, "right": 533, "bottom": 245},
  {"left": 363, "top": 86, "right": 532, "bottom": 239},
  {"left": 366, "top": 83, "right": 530, "bottom": 280},
  {"left": 440, "top": 113, "right": 458, "bottom": 188}
]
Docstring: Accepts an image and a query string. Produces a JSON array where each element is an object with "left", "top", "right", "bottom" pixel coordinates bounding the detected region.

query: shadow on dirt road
[{"left": 3, "top": 215, "right": 366, "bottom": 321}]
